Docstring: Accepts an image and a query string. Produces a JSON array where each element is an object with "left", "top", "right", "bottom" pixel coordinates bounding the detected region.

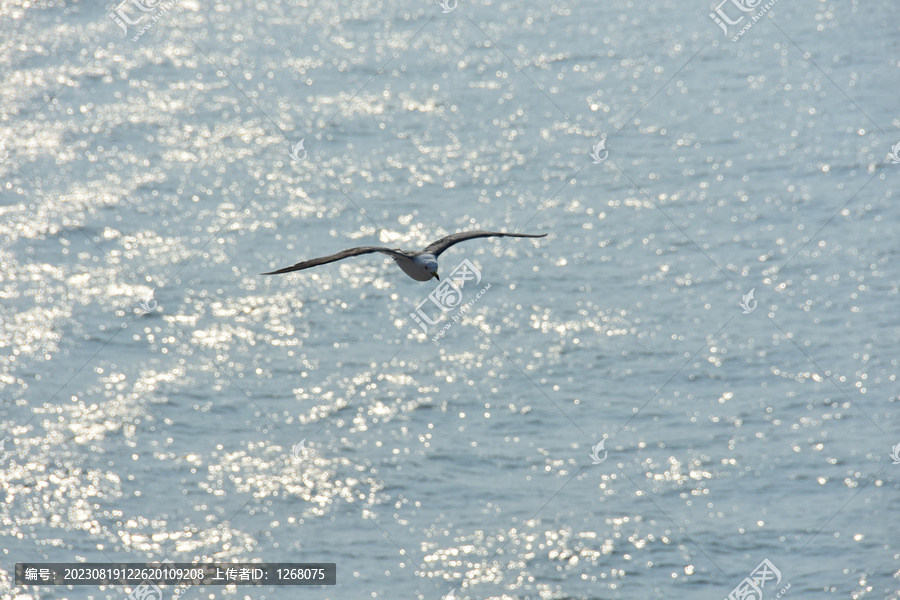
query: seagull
[{"left": 262, "top": 230, "right": 547, "bottom": 281}]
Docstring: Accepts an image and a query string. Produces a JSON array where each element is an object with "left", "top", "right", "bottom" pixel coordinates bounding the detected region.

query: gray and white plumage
[{"left": 262, "top": 230, "right": 547, "bottom": 281}]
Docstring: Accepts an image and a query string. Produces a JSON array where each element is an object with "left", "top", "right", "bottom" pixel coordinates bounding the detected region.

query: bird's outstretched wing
[
  {"left": 262, "top": 246, "right": 410, "bottom": 275},
  {"left": 422, "top": 230, "right": 547, "bottom": 257}
]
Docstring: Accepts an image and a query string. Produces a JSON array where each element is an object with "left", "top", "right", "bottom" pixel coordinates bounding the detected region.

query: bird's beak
[{"left": 433, "top": 272, "right": 440, "bottom": 281}]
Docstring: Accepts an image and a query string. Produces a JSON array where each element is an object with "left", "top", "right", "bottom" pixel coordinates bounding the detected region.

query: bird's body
[
  {"left": 393, "top": 253, "right": 439, "bottom": 281},
  {"left": 262, "top": 230, "right": 546, "bottom": 281}
]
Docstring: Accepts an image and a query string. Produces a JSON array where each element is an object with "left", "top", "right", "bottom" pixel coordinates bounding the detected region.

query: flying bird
[{"left": 262, "top": 230, "right": 547, "bottom": 281}]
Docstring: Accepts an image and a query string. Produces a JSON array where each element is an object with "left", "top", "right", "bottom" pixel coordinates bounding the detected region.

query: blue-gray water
[{"left": 1, "top": 1, "right": 898, "bottom": 598}]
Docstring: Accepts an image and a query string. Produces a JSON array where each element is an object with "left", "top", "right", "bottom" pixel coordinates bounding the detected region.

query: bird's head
[{"left": 416, "top": 254, "right": 439, "bottom": 280}]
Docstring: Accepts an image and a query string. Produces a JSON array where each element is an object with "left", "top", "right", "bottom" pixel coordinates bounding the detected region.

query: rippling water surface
[{"left": 1, "top": 1, "right": 898, "bottom": 598}]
